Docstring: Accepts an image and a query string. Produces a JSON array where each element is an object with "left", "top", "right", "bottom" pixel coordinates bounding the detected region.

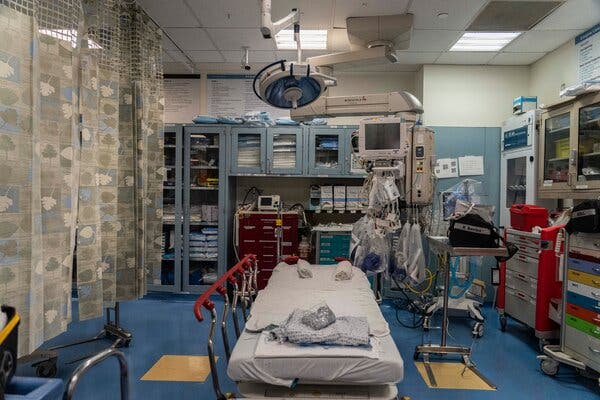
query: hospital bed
[{"left": 194, "top": 255, "right": 404, "bottom": 399}]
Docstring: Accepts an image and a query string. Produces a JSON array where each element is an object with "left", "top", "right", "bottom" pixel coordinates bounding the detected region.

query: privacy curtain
[{"left": 0, "top": 0, "right": 164, "bottom": 356}]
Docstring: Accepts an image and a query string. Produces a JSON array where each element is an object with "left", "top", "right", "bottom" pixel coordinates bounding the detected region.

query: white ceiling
[{"left": 137, "top": 0, "right": 600, "bottom": 72}]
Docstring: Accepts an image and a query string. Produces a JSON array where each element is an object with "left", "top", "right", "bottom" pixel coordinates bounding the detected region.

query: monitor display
[{"left": 364, "top": 123, "right": 401, "bottom": 150}]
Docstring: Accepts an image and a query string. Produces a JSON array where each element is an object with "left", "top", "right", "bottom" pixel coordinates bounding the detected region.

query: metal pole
[
  {"left": 207, "top": 308, "right": 226, "bottom": 400},
  {"left": 219, "top": 291, "right": 231, "bottom": 361},
  {"left": 240, "top": 275, "right": 248, "bottom": 322},
  {"left": 441, "top": 254, "right": 451, "bottom": 347},
  {"left": 231, "top": 281, "right": 241, "bottom": 338},
  {"left": 63, "top": 348, "right": 129, "bottom": 400}
]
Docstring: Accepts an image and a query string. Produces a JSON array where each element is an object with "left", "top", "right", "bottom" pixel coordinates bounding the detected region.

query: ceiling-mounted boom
[{"left": 289, "top": 91, "right": 423, "bottom": 121}]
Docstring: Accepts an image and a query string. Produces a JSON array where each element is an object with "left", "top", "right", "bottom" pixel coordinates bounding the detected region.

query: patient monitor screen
[{"left": 364, "top": 123, "right": 401, "bottom": 150}]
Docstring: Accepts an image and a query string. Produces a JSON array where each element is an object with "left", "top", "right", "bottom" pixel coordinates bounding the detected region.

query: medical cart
[
  {"left": 498, "top": 226, "right": 563, "bottom": 347},
  {"left": 539, "top": 232, "right": 600, "bottom": 385}
]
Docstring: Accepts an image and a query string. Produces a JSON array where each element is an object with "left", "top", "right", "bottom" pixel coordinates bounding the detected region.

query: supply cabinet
[
  {"left": 152, "top": 124, "right": 183, "bottom": 292},
  {"left": 563, "top": 233, "right": 600, "bottom": 373},
  {"left": 538, "top": 91, "right": 600, "bottom": 198},
  {"left": 237, "top": 211, "right": 300, "bottom": 289},
  {"left": 183, "top": 125, "right": 227, "bottom": 292}
]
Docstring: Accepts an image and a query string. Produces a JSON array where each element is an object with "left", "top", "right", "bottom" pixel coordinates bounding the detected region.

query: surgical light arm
[
  {"left": 260, "top": 0, "right": 299, "bottom": 39},
  {"left": 289, "top": 91, "right": 424, "bottom": 122}
]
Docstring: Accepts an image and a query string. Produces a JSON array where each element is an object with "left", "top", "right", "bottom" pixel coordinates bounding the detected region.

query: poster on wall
[
  {"left": 576, "top": 23, "right": 600, "bottom": 83},
  {"left": 164, "top": 77, "right": 201, "bottom": 123},
  {"left": 207, "top": 74, "right": 290, "bottom": 119}
]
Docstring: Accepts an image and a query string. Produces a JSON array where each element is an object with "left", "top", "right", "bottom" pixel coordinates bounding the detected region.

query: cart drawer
[
  {"left": 507, "top": 231, "right": 540, "bottom": 250},
  {"left": 506, "top": 270, "right": 537, "bottom": 298},
  {"left": 566, "top": 303, "right": 600, "bottom": 327},
  {"left": 565, "top": 314, "right": 600, "bottom": 340},
  {"left": 570, "top": 233, "right": 600, "bottom": 254},
  {"left": 568, "top": 254, "right": 600, "bottom": 277},
  {"left": 506, "top": 253, "right": 538, "bottom": 279},
  {"left": 564, "top": 325, "right": 600, "bottom": 372},
  {"left": 568, "top": 269, "right": 600, "bottom": 289},
  {"left": 505, "top": 287, "right": 536, "bottom": 328}
]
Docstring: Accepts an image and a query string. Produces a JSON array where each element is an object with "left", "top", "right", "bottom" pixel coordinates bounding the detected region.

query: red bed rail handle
[
  {"left": 193, "top": 254, "right": 257, "bottom": 322},
  {"left": 335, "top": 257, "right": 350, "bottom": 262},
  {"left": 283, "top": 256, "right": 299, "bottom": 265}
]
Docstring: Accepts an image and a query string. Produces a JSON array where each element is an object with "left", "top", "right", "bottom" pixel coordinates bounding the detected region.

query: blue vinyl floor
[{"left": 16, "top": 295, "right": 600, "bottom": 400}]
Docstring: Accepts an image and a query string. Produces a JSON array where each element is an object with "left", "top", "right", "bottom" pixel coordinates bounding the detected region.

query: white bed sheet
[
  {"left": 254, "top": 331, "right": 381, "bottom": 359},
  {"left": 228, "top": 330, "right": 403, "bottom": 388},
  {"left": 246, "top": 265, "right": 390, "bottom": 337},
  {"left": 268, "top": 263, "right": 369, "bottom": 291}
]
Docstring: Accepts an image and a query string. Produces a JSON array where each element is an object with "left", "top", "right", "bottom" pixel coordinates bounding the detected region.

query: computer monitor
[{"left": 358, "top": 117, "right": 410, "bottom": 159}]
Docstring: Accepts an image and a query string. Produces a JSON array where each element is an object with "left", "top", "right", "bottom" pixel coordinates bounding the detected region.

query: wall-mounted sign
[
  {"left": 207, "top": 74, "right": 289, "bottom": 119},
  {"left": 576, "top": 23, "right": 600, "bottom": 83},
  {"left": 164, "top": 76, "right": 201, "bottom": 123}
]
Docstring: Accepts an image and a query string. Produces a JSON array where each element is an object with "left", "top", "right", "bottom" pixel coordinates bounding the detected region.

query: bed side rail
[{"left": 193, "top": 254, "right": 258, "bottom": 400}]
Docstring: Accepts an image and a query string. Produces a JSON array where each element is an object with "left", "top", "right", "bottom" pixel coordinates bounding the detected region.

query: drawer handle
[
  {"left": 243, "top": 226, "right": 256, "bottom": 229},
  {"left": 593, "top": 267, "right": 600, "bottom": 274},
  {"left": 589, "top": 346, "right": 600, "bottom": 355},
  {"left": 591, "top": 292, "right": 600, "bottom": 299},
  {"left": 516, "top": 292, "right": 528, "bottom": 300},
  {"left": 515, "top": 273, "right": 528, "bottom": 282},
  {"left": 593, "top": 280, "right": 600, "bottom": 287}
]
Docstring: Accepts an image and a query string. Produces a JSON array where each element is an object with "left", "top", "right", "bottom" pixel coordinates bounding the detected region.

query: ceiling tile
[
  {"left": 186, "top": 51, "right": 225, "bottom": 63},
  {"left": 138, "top": 0, "right": 199, "bottom": 27},
  {"left": 409, "top": 0, "right": 486, "bottom": 30},
  {"left": 272, "top": 0, "right": 335, "bottom": 29},
  {"left": 164, "top": 28, "right": 216, "bottom": 51},
  {"left": 408, "top": 30, "right": 463, "bottom": 52},
  {"left": 329, "top": 28, "right": 351, "bottom": 51},
  {"left": 186, "top": 0, "right": 261, "bottom": 28},
  {"left": 332, "top": 0, "right": 411, "bottom": 27},
  {"left": 206, "top": 28, "right": 277, "bottom": 51},
  {"left": 162, "top": 51, "right": 175, "bottom": 62},
  {"left": 436, "top": 51, "right": 498, "bottom": 64},
  {"left": 488, "top": 52, "right": 546, "bottom": 65},
  {"left": 534, "top": 0, "right": 600, "bottom": 30},
  {"left": 222, "top": 50, "right": 278, "bottom": 63},
  {"left": 504, "top": 30, "right": 581, "bottom": 52},
  {"left": 394, "top": 51, "right": 443, "bottom": 64},
  {"left": 162, "top": 36, "right": 179, "bottom": 52},
  {"left": 165, "top": 50, "right": 194, "bottom": 65}
]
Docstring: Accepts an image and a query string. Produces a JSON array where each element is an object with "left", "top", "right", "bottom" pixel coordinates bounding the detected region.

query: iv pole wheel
[
  {"left": 499, "top": 314, "right": 507, "bottom": 332},
  {"left": 472, "top": 322, "right": 484, "bottom": 338},
  {"left": 35, "top": 360, "right": 58, "bottom": 378},
  {"left": 540, "top": 358, "right": 559, "bottom": 376}
]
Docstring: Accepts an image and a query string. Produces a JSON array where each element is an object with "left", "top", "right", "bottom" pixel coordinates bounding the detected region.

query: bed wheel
[
  {"left": 472, "top": 322, "right": 484, "bottom": 338},
  {"left": 35, "top": 360, "right": 57, "bottom": 378}
]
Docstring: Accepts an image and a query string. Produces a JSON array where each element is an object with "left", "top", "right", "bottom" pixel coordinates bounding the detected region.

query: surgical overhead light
[{"left": 253, "top": 60, "right": 337, "bottom": 109}]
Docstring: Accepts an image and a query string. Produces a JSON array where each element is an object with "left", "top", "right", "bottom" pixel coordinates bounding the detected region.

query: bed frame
[
  {"left": 194, "top": 256, "right": 400, "bottom": 400},
  {"left": 193, "top": 254, "right": 259, "bottom": 400}
]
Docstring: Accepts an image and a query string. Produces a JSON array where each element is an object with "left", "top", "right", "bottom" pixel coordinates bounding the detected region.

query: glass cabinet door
[
  {"left": 153, "top": 125, "right": 182, "bottom": 292},
  {"left": 309, "top": 129, "right": 344, "bottom": 175},
  {"left": 578, "top": 101, "right": 600, "bottom": 182},
  {"left": 267, "top": 128, "right": 303, "bottom": 174},
  {"left": 543, "top": 112, "right": 571, "bottom": 184},
  {"left": 184, "top": 128, "right": 222, "bottom": 292},
  {"left": 505, "top": 156, "right": 527, "bottom": 207},
  {"left": 231, "top": 128, "right": 267, "bottom": 174}
]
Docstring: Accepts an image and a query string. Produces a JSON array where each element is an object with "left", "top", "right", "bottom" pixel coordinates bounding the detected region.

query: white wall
[
  {"left": 421, "top": 65, "right": 530, "bottom": 127},
  {"left": 529, "top": 40, "right": 578, "bottom": 107}
]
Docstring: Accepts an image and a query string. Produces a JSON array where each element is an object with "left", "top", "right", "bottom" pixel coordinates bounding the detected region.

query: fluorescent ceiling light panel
[
  {"left": 39, "top": 29, "right": 102, "bottom": 49},
  {"left": 275, "top": 29, "right": 327, "bottom": 50},
  {"left": 449, "top": 32, "right": 521, "bottom": 52}
]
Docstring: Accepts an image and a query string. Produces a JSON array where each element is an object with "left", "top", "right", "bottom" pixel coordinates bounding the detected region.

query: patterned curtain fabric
[
  {"left": 0, "top": 1, "right": 81, "bottom": 356},
  {"left": 0, "top": 0, "right": 164, "bottom": 355}
]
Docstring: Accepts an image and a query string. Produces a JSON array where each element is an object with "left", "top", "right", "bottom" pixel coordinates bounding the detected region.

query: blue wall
[{"left": 431, "top": 126, "right": 501, "bottom": 300}]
